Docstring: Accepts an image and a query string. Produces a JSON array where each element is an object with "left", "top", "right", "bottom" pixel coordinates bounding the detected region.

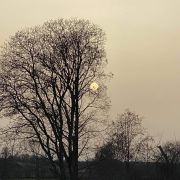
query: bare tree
[
  {"left": 105, "top": 109, "right": 153, "bottom": 164},
  {"left": 155, "top": 141, "right": 180, "bottom": 165},
  {"left": 154, "top": 141, "right": 180, "bottom": 179},
  {"left": 111, "top": 110, "right": 150, "bottom": 162},
  {"left": 0, "top": 19, "right": 110, "bottom": 180},
  {"left": 95, "top": 109, "right": 154, "bottom": 165}
]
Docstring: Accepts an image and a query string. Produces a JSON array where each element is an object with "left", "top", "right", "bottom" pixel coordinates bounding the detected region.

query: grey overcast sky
[{"left": 0, "top": 0, "right": 180, "bottom": 141}]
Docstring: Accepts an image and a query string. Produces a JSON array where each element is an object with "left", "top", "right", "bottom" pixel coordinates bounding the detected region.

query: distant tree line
[{"left": 0, "top": 150, "right": 54, "bottom": 179}]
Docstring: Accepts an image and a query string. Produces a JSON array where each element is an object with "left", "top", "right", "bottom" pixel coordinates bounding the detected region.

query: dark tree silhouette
[
  {"left": 110, "top": 109, "right": 153, "bottom": 163},
  {"left": 155, "top": 141, "right": 180, "bottom": 178},
  {"left": 0, "top": 19, "right": 110, "bottom": 180},
  {"left": 96, "top": 109, "right": 154, "bottom": 168},
  {"left": 95, "top": 141, "right": 115, "bottom": 161},
  {"left": 156, "top": 141, "right": 180, "bottom": 164}
]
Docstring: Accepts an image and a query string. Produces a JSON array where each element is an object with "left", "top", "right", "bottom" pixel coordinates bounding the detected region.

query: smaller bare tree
[
  {"left": 155, "top": 141, "right": 180, "bottom": 178},
  {"left": 110, "top": 109, "right": 153, "bottom": 163},
  {"left": 95, "top": 109, "right": 154, "bottom": 165},
  {"left": 156, "top": 141, "right": 180, "bottom": 164}
]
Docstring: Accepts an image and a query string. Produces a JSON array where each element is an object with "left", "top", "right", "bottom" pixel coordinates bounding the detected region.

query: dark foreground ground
[{"left": 0, "top": 157, "right": 180, "bottom": 180}]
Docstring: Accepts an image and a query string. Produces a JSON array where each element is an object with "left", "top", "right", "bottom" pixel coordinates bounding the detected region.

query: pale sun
[{"left": 90, "top": 82, "right": 99, "bottom": 91}]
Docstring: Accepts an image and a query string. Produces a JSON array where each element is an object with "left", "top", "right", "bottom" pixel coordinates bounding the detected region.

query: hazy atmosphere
[{"left": 1, "top": 0, "right": 180, "bottom": 141}]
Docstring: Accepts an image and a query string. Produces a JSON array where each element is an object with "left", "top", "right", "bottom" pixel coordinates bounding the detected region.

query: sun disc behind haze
[{"left": 90, "top": 82, "right": 99, "bottom": 91}]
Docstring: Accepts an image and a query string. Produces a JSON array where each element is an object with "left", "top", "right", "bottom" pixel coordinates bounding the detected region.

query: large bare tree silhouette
[{"left": 0, "top": 19, "right": 110, "bottom": 180}]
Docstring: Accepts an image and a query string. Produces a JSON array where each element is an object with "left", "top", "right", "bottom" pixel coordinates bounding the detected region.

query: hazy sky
[{"left": 0, "top": 0, "right": 180, "bottom": 141}]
